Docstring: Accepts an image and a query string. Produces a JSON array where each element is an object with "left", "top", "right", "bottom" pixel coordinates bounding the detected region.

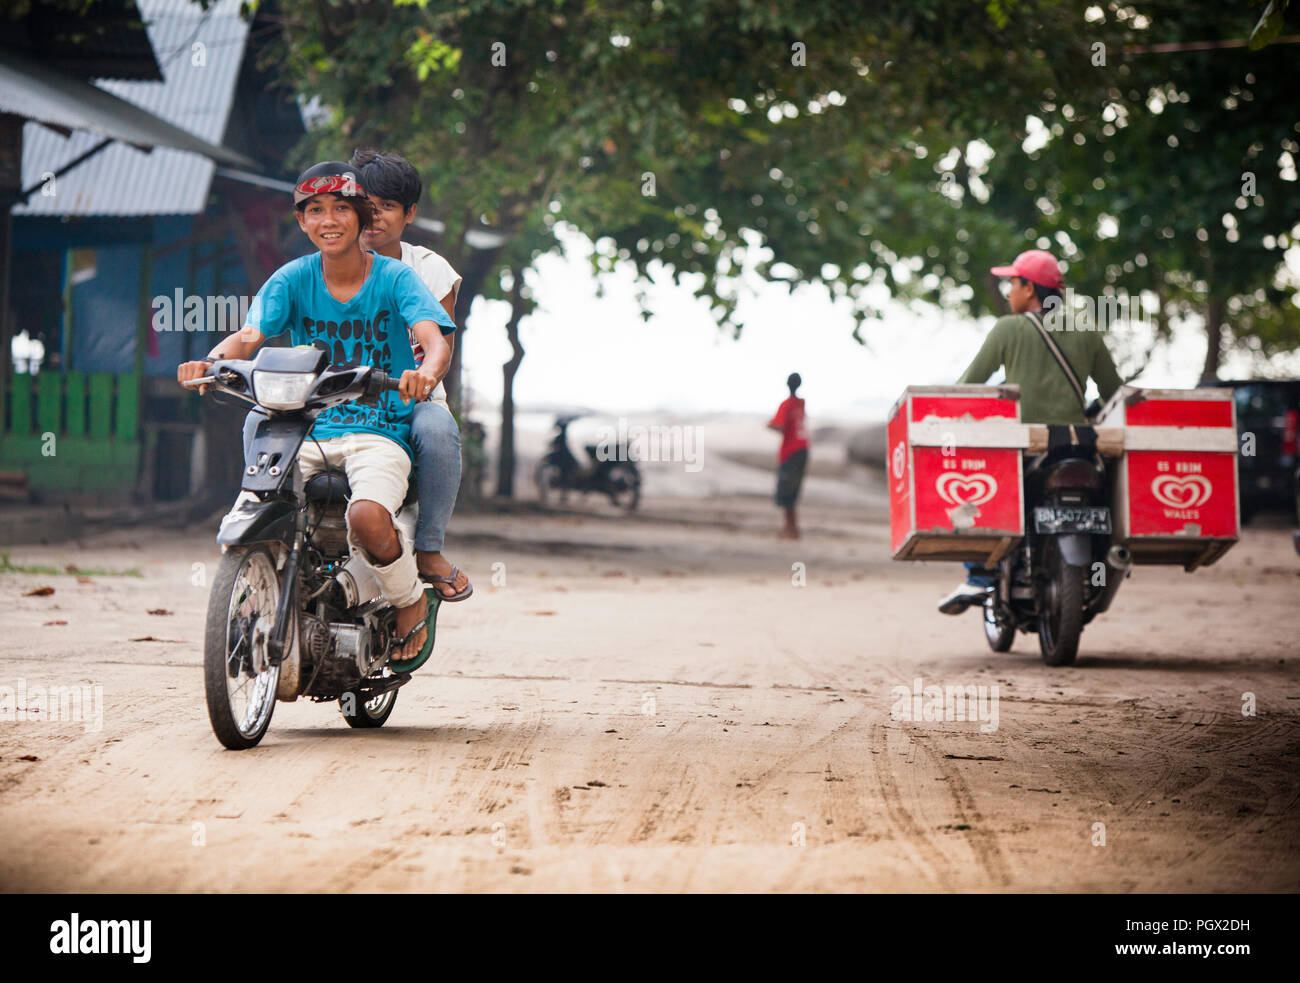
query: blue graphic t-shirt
[{"left": 246, "top": 252, "right": 455, "bottom": 459}]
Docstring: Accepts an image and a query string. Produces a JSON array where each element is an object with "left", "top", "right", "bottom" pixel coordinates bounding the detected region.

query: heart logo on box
[
  {"left": 1151, "top": 474, "right": 1212, "bottom": 509},
  {"left": 935, "top": 471, "right": 998, "bottom": 507},
  {"left": 891, "top": 442, "right": 906, "bottom": 479}
]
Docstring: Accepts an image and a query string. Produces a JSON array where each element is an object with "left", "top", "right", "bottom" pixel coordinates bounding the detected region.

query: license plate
[{"left": 1034, "top": 505, "right": 1111, "bottom": 533}]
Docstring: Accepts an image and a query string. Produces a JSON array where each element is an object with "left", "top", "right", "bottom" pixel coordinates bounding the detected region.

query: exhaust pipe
[{"left": 1087, "top": 544, "right": 1132, "bottom": 617}]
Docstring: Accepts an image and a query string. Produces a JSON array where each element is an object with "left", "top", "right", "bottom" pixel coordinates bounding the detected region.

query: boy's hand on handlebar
[
  {"left": 397, "top": 366, "right": 440, "bottom": 404},
  {"left": 177, "top": 360, "right": 213, "bottom": 394}
]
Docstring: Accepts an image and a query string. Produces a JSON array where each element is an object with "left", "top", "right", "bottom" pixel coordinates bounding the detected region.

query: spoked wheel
[
  {"left": 536, "top": 461, "right": 565, "bottom": 507},
  {"left": 204, "top": 546, "right": 282, "bottom": 749},
  {"left": 340, "top": 676, "right": 398, "bottom": 729},
  {"left": 1037, "top": 539, "right": 1083, "bottom": 667},
  {"left": 607, "top": 464, "right": 641, "bottom": 512},
  {"left": 983, "top": 597, "right": 1015, "bottom": 652}
]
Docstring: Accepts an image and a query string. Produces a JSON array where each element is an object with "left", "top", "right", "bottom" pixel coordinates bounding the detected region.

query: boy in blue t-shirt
[{"left": 176, "top": 161, "right": 454, "bottom": 664}]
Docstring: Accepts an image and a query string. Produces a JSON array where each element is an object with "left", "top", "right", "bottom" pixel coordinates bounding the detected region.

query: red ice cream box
[
  {"left": 1095, "top": 386, "right": 1239, "bottom": 569},
  {"left": 888, "top": 385, "right": 1028, "bottom": 564}
]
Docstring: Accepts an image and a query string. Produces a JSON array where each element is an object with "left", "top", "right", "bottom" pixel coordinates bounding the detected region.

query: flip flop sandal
[
  {"left": 420, "top": 565, "right": 474, "bottom": 603},
  {"left": 389, "top": 590, "right": 441, "bottom": 674}
]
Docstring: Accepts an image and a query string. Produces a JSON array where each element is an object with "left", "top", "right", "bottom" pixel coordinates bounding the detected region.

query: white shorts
[{"left": 298, "top": 432, "right": 422, "bottom": 608}]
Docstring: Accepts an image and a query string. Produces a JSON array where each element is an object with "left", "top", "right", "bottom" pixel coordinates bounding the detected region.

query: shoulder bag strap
[{"left": 1024, "top": 310, "right": 1088, "bottom": 412}]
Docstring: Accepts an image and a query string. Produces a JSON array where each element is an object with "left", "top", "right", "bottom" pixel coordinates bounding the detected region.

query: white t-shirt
[{"left": 399, "top": 241, "right": 462, "bottom": 404}]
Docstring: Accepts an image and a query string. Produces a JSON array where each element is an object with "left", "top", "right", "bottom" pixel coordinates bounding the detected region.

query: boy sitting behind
[{"left": 351, "top": 148, "right": 472, "bottom": 603}]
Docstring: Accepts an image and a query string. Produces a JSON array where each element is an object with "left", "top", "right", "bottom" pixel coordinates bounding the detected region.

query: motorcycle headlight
[{"left": 253, "top": 370, "right": 316, "bottom": 410}]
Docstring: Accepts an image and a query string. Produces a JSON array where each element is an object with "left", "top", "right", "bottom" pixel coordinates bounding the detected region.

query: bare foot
[
  {"left": 393, "top": 593, "right": 428, "bottom": 661},
  {"left": 415, "top": 550, "right": 471, "bottom": 599}
]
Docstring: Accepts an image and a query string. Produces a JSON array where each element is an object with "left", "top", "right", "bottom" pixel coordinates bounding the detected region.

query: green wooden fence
[{"left": 1, "top": 371, "right": 141, "bottom": 493}]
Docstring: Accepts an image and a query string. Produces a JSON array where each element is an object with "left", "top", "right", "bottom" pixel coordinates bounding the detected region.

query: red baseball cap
[{"left": 990, "top": 249, "right": 1063, "bottom": 290}]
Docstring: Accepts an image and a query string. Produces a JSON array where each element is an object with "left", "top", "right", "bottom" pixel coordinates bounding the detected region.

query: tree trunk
[
  {"left": 496, "top": 269, "right": 526, "bottom": 497},
  {"left": 1200, "top": 295, "right": 1227, "bottom": 384},
  {"left": 444, "top": 243, "right": 503, "bottom": 416}
]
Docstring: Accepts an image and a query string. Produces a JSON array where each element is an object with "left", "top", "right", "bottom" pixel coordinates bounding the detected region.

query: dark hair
[
  {"left": 1015, "top": 276, "right": 1062, "bottom": 309},
  {"left": 787, "top": 372, "right": 802, "bottom": 393},
  {"left": 349, "top": 148, "right": 422, "bottom": 211}
]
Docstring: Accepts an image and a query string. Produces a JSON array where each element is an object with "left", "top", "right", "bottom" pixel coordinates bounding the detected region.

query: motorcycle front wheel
[
  {"left": 536, "top": 460, "right": 565, "bottom": 507},
  {"left": 203, "top": 545, "right": 282, "bottom": 749},
  {"left": 1036, "top": 538, "right": 1083, "bottom": 667},
  {"left": 983, "top": 597, "right": 1015, "bottom": 652}
]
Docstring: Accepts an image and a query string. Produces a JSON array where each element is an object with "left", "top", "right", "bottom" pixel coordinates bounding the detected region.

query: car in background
[{"left": 1207, "top": 379, "right": 1300, "bottom": 525}]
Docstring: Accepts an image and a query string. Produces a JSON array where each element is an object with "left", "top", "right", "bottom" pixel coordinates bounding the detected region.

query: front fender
[{"left": 216, "top": 498, "right": 297, "bottom": 547}]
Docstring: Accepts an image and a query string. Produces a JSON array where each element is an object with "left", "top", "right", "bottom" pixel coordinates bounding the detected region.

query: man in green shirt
[{"left": 938, "top": 248, "right": 1123, "bottom": 615}]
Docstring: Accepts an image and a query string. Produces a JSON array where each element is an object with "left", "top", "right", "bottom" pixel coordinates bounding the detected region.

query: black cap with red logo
[
  {"left": 292, "top": 161, "right": 367, "bottom": 207},
  {"left": 292, "top": 160, "right": 375, "bottom": 230}
]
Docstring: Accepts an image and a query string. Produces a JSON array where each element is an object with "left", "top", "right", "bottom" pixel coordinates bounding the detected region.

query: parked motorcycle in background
[{"left": 536, "top": 414, "right": 641, "bottom": 512}]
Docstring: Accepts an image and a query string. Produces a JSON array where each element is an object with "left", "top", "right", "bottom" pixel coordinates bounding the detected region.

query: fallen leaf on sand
[
  {"left": 76, "top": 576, "right": 93, "bottom": 585},
  {"left": 18, "top": 755, "right": 39, "bottom": 762},
  {"left": 528, "top": 610, "right": 557, "bottom": 616},
  {"left": 23, "top": 586, "right": 54, "bottom": 597},
  {"left": 130, "top": 635, "right": 185, "bottom": 643},
  {"left": 146, "top": 608, "right": 173, "bottom": 616},
  {"left": 43, "top": 620, "right": 68, "bottom": 626}
]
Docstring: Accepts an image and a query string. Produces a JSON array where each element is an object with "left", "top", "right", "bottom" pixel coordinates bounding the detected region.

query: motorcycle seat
[{"left": 304, "top": 468, "right": 419, "bottom": 511}]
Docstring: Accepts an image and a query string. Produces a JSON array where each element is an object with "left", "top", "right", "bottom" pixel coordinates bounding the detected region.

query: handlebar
[{"left": 182, "top": 362, "right": 410, "bottom": 409}]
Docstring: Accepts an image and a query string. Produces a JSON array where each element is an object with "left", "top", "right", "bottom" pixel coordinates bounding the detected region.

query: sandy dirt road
[{"left": 1, "top": 492, "right": 1298, "bottom": 893}]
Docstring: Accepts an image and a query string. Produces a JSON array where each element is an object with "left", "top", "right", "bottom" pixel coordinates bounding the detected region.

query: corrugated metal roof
[
  {"left": 0, "top": 49, "right": 254, "bottom": 169},
  {"left": 16, "top": 0, "right": 252, "bottom": 217}
]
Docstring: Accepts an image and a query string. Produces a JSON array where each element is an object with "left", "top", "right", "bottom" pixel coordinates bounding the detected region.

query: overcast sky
[{"left": 459, "top": 225, "right": 1300, "bottom": 422}]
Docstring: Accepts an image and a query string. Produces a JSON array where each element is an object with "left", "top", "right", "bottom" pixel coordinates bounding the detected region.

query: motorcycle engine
[
  {"left": 298, "top": 613, "right": 379, "bottom": 680},
  {"left": 299, "top": 614, "right": 335, "bottom": 663},
  {"left": 307, "top": 502, "right": 350, "bottom": 557}
]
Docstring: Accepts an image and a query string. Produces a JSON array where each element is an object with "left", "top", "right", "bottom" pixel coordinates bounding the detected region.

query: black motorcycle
[
  {"left": 183, "top": 346, "right": 434, "bottom": 749},
  {"left": 535, "top": 414, "right": 641, "bottom": 512},
  {"left": 981, "top": 434, "right": 1132, "bottom": 666}
]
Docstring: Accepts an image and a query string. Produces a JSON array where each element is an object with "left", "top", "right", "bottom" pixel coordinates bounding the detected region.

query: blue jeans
[
  {"left": 241, "top": 400, "right": 462, "bottom": 552},
  {"left": 964, "top": 563, "right": 996, "bottom": 588},
  {"left": 408, "top": 400, "right": 462, "bottom": 552}
]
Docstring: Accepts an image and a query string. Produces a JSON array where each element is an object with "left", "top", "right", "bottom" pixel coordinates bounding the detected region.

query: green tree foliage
[
  {"left": 257, "top": 0, "right": 1295, "bottom": 395},
  {"left": 867, "top": 3, "right": 1300, "bottom": 380},
  {"left": 261, "top": 0, "right": 1122, "bottom": 367},
  {"left": 977, "top": 5, "right": 1300, "bottom": 380}
]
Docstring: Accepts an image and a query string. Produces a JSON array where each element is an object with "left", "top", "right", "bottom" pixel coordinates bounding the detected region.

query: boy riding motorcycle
[{"left": 176, "top": 161, "right": 455, "bottom": 664}]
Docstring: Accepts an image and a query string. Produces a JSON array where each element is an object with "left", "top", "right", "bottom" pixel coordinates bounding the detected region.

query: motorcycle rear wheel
[
  {"left": 340, "top": 685, "right": 397, "bottom": 728},
  {"left": 204, "top": 545, "right": 282, "bottom": 749},
  {"left": 606, "top": 464, "right": 640, "bottom": 512},
  {"left": 1037, "top": 539, "right": 1083, "bottom": 667}
]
